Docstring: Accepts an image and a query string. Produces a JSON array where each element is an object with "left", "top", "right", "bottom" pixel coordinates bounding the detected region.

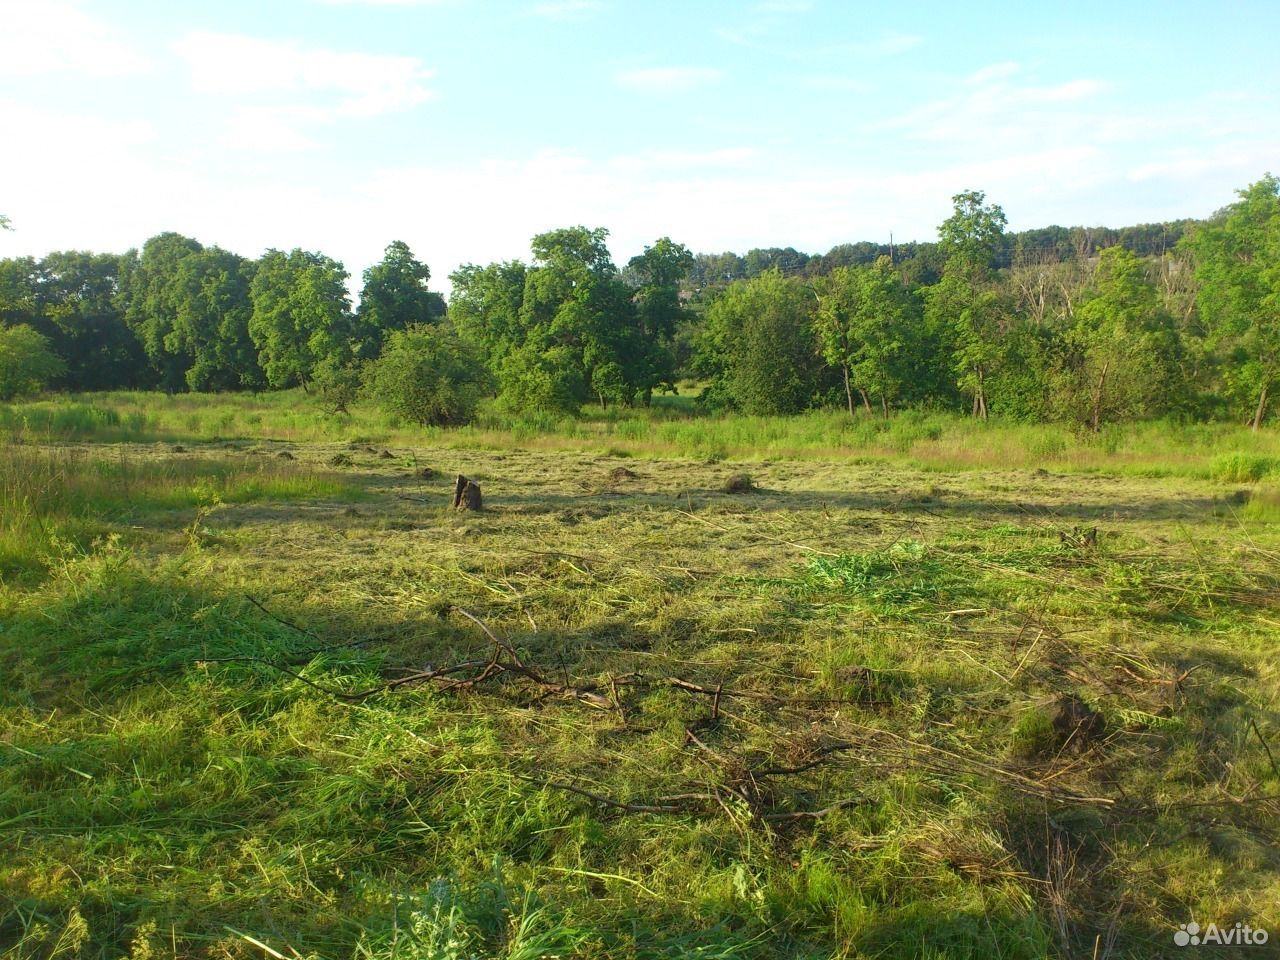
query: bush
[
  {"left": 364, "top": 326, "right": 492, "bottom": 427},
  {"left": 311, "top": 354, "right": 364, "bottom": 414},
  {"left": 497, "top": 343, "right": 587, "bottom": 414},
  {"left": 0, "top": 324, "right": 66, "bottom": 401},
  {"left": 1210, "top": 452, "right": 1278, "bottom": 483}
]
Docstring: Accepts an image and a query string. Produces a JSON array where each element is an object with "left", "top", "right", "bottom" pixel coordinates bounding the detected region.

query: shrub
[
  {"left": 0, "top": 324, "right": 66, "bottom": 401},
  {"left": 497, "top": 343, "right": 587, "bottom": 415},
  {"left": 365, "top": 326, "right": 492, "bottom": 427},
  {"left": 1210, "top": 452, "right": 1278, "bottom": 483},
  {"left": 311, "top": 354, "right": 365, "bottom": 414}
]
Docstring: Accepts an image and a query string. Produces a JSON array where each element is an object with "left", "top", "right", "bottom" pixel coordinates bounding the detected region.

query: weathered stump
[
  {"left": 453, "top": 474, "right": 483, "bottom": 511},
  {"left": 1050, "top": 694, "right": 1104, "bottom": 751}
]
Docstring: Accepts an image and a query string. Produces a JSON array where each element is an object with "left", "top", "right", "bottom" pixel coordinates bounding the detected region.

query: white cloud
[
  {"left": 174, "top": 31, "right": 434, "bottom": 117},
  {"left": 0, "top": 0, "right": 151, "bottom": 76},
  {"left": 879, "top": 73, "right": 1107, "bottom": 145},
  {"left": 613, "top": 66, "right": 725, "bottom": 93},
  {"left": 530, "top": 0, "right": 601, "bottom": 20},
  {"left": 1, "top": 106, "right": 1269, "bottom": 305},
  {"left": 1128, "top": 142, "right": 1280, "bottom": 184},
  {"left": 967, "top": 61, "right": 1019, "bottom": 85},
  {"left": 218, "top": 106, "right": 328, "bottom": 152}
]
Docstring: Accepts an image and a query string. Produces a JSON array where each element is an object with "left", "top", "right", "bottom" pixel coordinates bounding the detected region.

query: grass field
[
  {"left": 1, "top": 396, "right": 1278, "bottom": 958},
  {"left": 7, "top": 390, "right": 1280, "bottom": 478}
]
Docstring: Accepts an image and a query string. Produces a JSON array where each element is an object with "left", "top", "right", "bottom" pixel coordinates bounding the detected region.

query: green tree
[
  {"left": 356, "top": 241, "right": 444, "bottom": 354},
  {"left": 118, "top": 233, "right": 205, "bottom": 390},
  {"left": 813, "top": 257, "right": 917, "bottom": 417},
  {"left": 118, "top": 237, "right": 261, "bottom": 392},
  {"left": 0, "top": 258, "right": 44, "bottom": 339},
  {"left": 1065, "top": 246, "right": 1182, "bottom": 430},
  {"left": 1186, "top": 175, "right": 1280, "bottom": 429},
  {"left": 171, "top": 248, "right": 261, "bottom": 391},
  {"left": 36, "top": 252, "right": 147, "bottom": 390},
  {"left": 364, "top": 326, "right": 491, "bottom": 426},
  {"left": 0, "top": 324, "right": 65, "bottom": 400},
  {"left": 926, "top": 190, "right": 1009, "bottom": 418},
  {"left": 249, "top": 249, "right": 353, "bottom": 389},
  {"left": 625, "top": 236, "right": 694, "bottom": 400},
  {"left": 701, "top": 269, "right": 820, "bottom": 414},
  {"left": 517, "top": 226, "right": 642, "bottom": 410},
  {"left": 448, "top": 260, "right": 528, "bottom": 362}
]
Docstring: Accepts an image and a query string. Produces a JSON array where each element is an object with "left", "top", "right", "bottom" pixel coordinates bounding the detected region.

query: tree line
[{"left": 1, "top": 175, "right": 1277, "bottom": 429}]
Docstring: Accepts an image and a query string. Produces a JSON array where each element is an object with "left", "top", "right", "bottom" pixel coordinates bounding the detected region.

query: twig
[
  {"left": 762, "top": 797, "right": 861, "bottom": 822},
  {"left": 1250, "top": 717, "right": 1280, "bottom": 782},
  {"left": 752, "top": 742, "right": 858, "bottom": 777},
  {"left": 244, "top": 595, "right": 319, "bottom": 641}
]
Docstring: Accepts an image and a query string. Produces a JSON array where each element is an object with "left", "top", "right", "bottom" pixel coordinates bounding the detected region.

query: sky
[{"left": 1, "top": 0, "right": 1278, "bottom": 295}]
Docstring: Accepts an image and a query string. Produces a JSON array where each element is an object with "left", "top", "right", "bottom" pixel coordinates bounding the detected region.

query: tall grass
[
  {"left": 0, "top": 445, "right": 360, "bottom": 579},
  {"left": 5, "top": 390, "right": 1280, "bottom": 476}
]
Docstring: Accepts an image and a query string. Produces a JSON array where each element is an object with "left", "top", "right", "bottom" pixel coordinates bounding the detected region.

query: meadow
[{"left": 1, "top": 392, "right": 1278, "bottom": 959}]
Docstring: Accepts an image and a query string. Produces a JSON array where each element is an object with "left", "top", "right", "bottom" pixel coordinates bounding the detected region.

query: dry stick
[
  {"left": 452, "top": 607, "right": 615, "bottom": 709},
  {"left": 751, "top": 742, "right": 859, "bottom": 777},
  {"left": 1250, "top": 717, "right": 1280, "bottom": 782},
  {"left": 1113, "top": 663, "right": 1206, "bottom": 687},
  {"left": 193, "top": 656, "right": 491, "bottom": 702},
  {"left": 244, "top": 594, "right": 320, "bottom": 641},
  {"left": 763, "top": 798, "right": 862, "bottom": 822},
  {"left": 240, "top": 595, "right": 399, "bottom": 661}
]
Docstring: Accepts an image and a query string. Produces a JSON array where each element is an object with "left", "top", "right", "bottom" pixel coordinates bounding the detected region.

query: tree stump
[
  {"left": 1050, "top": 694, "right": 1104, "bottom": 751},
  {"left": 453, "top": 474, "right": 482, "bottom": 511}
]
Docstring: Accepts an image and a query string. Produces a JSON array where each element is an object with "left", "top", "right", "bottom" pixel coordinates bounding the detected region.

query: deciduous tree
[
  {"left": 249, "top": 249, "right": 353, "bottom": 390},
  {"left": 356, "top": 241, "right": 443, "bottom": 354},
  {"left": 813, "top": 257, "right": 916, "bottom": 417},
  {"left": 0, "top": 324, "right": 65, "bottom": 400},
  {"left": 702, "top": 269, "right": 820, "bottom": 414},
  {"left": 1186, "top": 175, "right": 1280, "bottom": 429}
]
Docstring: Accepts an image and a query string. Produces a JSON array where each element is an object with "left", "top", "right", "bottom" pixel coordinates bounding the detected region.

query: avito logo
[{"left": 1174, "top": 921, "right": 1268, "bottom": 947}]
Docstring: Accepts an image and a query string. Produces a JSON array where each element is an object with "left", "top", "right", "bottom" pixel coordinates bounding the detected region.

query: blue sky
[{"left": 2, "top": 0, "right": 1277, "bottom": 293}]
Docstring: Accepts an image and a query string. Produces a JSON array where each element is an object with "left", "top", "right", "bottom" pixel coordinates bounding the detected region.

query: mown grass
[
  {"left": 5, "top": 390, "right": 1280, "bottom": 478},
  {"left": 1, "top": 419, "right": 1278, "bottom": 958}
]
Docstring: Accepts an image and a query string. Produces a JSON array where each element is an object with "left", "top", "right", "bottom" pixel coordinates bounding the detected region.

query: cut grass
[{"left": 1, "top": 429, "right": 1278, "bottom": 958}]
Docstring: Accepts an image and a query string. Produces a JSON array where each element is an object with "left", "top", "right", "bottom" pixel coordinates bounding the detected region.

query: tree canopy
[{"left": 2, "top": 177, "right": 1277, "bottom": 430}]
